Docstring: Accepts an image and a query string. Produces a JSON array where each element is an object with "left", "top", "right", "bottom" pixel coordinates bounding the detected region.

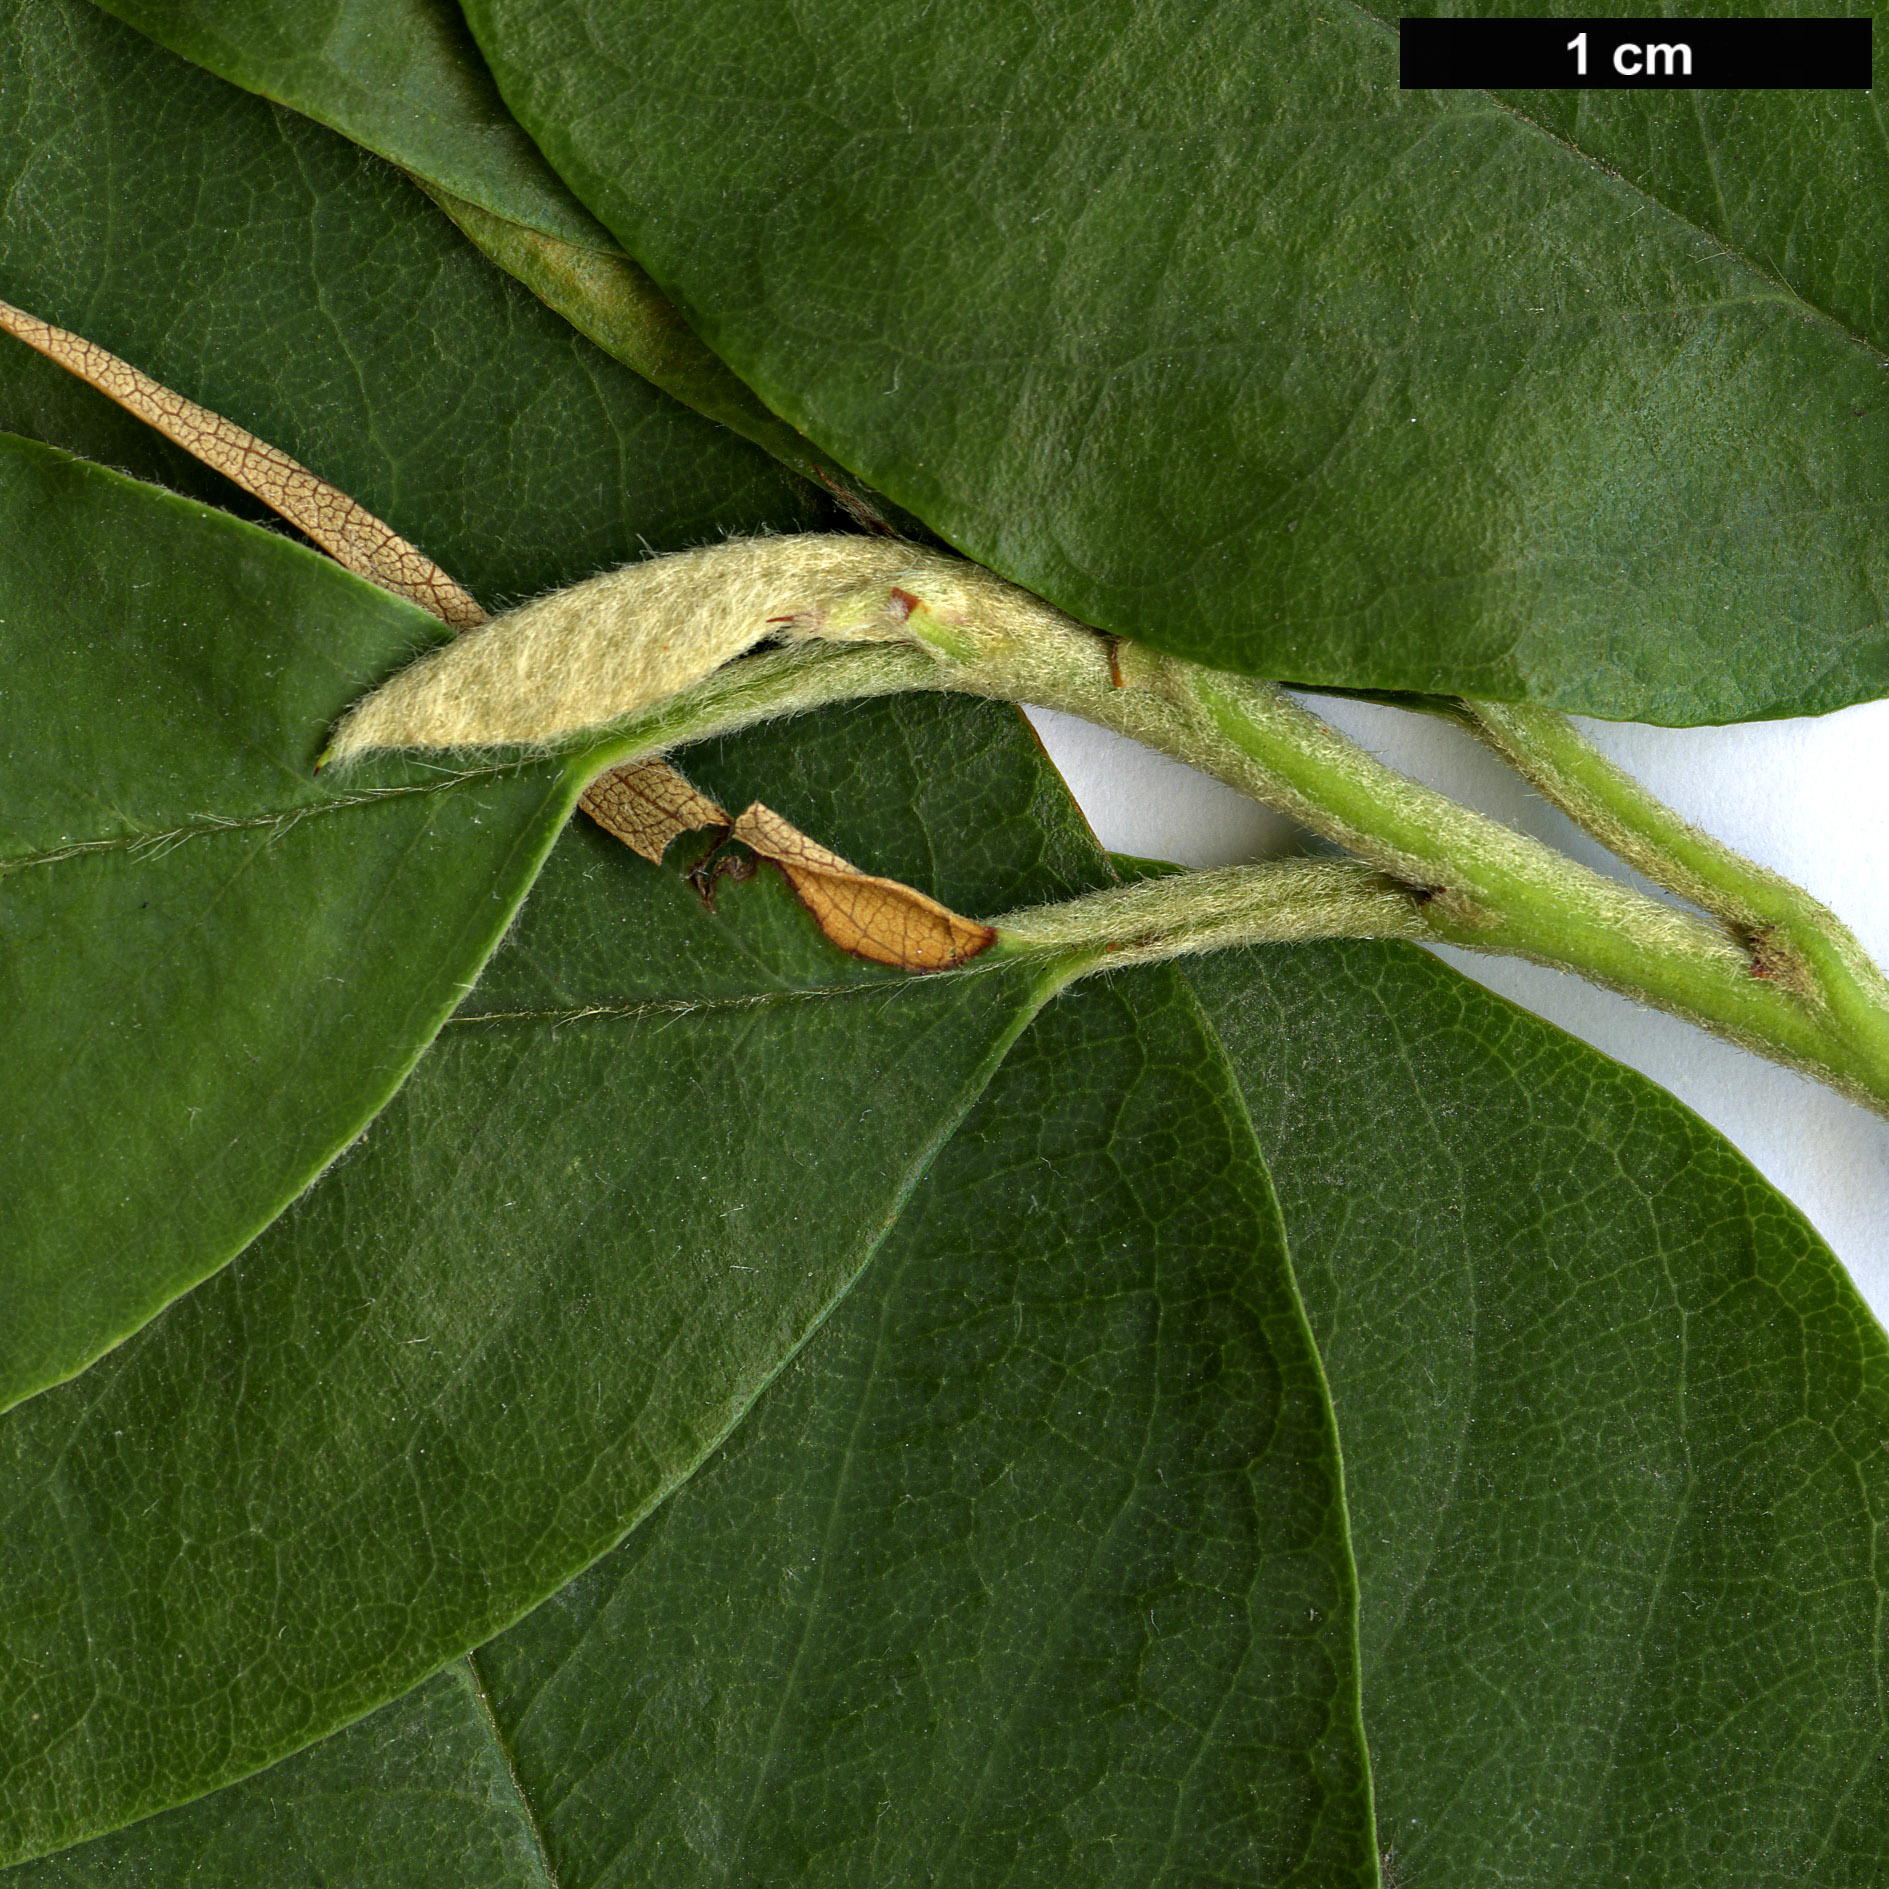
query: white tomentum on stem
[{"left": 328, "top": 532, "right": 1889, "bottom": 1121}]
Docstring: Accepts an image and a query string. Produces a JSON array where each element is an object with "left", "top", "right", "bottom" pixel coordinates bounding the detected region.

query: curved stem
[
  {"left": 565, "top": 639, "right": 939, "bottom": 782},
  {"left": 488, "top": 563, "right": 1889, "bottom": 1119},
  {"left": 926, "top": 631, "right": 1889, "bottom": 1113},
  {"left": 1462, "top": 701, "right": 1889, "bottom": 1045}
]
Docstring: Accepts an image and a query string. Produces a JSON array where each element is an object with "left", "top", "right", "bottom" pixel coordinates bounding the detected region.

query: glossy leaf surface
[
  {"left": 10, "top": 965, "right": 1378, "bottom": 1888},
  {"left": 0, "top": 697, "right": 1111, "bottom": 1864},
  {"left": 1194, "top": 940, "right": 1889, "bottom": 1882},
  {"left": 0, "top": 0, "right": 822, "bottom": 611},
  {"left": 0, "top": 433, "right": 573, "bottom": 1411},
  {"left": 467, "top": 0, "right": 1889, "bottom": 723}
]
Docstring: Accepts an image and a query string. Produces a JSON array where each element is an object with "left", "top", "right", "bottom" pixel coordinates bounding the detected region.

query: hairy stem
[
  {"left": 989, "top": 860, "right": 1431, "bottom": 966},
  {"left": 1462, "top": 701, "right": 1889, "bottom": 1045},
  {"left": 903, "top": 623, "right": 1889, "bottom": 1113},
  {"left": 567, "top": 639, "right": 939, "bottom": 782},
  {"left": 351, "top": 535, "right": 1889, "bottom": 1118}
]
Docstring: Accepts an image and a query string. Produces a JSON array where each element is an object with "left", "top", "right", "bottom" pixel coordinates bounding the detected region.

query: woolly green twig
[{"left": 333, "top": 533, "right": 1889, "bottom": 1120}]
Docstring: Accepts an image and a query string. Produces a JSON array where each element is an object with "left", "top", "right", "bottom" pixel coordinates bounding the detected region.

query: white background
[{"left": 1024, "top": 696, "right": 1889, "bottom": 1318}]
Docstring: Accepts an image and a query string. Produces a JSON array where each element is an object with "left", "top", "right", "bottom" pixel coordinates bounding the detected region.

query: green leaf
[
  {"left": 467, "top": 968, "right": 1377, "bottom": 1888},
  {"left": 0, "top": 1668, "right": 556, "bottom": 1889},
  {"left": 1478, "top": 9, "right": 1883, "bottom": 358},
  {"left": 0, "top": 0, "right": 826, "bottom": 1407},
  {"left": 464, "top": 0, "right": 1889, "bottom": 724},
  {"left": 0, "top": 432, "right": 574, "bottom": 1412},
  {"left": 11, "top": 966, "right": 1379, "bottom": 1888},
  {"left": 88, "top": 0, "right": 922, "bottom": 531},
  {"left": 90, "top": 0, "right": 609, "bottom": 246},
  {"left": 0, "top": 0, "right": 824, "bottom": 611},
  {"left": 415, "top": 178, "right": 920, "bottom": 530},
  {"left": 0, "top": 695, "right": 1119, "bottom": 1864},
  {"left": 1191, "top": 939, "right": 1889, "bottom": 1880}
]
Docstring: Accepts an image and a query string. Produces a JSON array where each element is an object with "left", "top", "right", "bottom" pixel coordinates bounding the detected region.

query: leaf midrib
[
  {"left": 0, "top": 765, "right": 535, "bottom": 876},
  {"left": 460, "top": 1651, "right": 562, "bottom": 1889},
  {"left": 1341, "top": 0, "right": 1889, "bottom": 373},
  {"left": 448, "top": 957, "right": 1046, "bottom": 1029},
  {"left": 414, "top": 964, "right": 1076, "bottom": 1889}
]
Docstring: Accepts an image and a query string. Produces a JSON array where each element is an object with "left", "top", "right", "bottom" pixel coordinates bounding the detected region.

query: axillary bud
[{"left": 324, "top": 534, "right": 1072, "bottom": 761}]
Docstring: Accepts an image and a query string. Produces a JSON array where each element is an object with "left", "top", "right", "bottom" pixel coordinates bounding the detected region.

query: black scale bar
[{"left": 1400, "top": 16, "right": 1872, "bottom": 87}]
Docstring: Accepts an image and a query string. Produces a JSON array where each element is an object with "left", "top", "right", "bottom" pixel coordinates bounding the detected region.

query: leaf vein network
[{"left": 1340, "top": 0, "right": 1889, "bottom": 373}]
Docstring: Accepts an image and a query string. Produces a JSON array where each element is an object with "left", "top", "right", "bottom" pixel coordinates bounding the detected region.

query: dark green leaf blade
[
  {"left": 1191, "top": 939, "right": 1889, "bottom": 1881},
  {"left": 0, "top": 0, "right": 823, "bottom": 611},
  {"left": 0, "top": 0, "right": 820, "bottom": 1407},
  {"left": 7, "top": 961, "right": 1380, "bottom": 1889},
  {"left": 1473, "top": 1, "right": 1886, "bottom": 354},
  {"left": 84, "top": 0, "right": 919, "bottom": 531},
  {"left": 469, "top": 968, "right": 1377, "bottom": 1888},
  {"left": 0, "top": 1668, "right": 555, "bottom": 1889},
  {"left": 465, "top": 0, "right": 1889, "bottom": 723},
  {"left": 89, "top": 0, "right": 608, "bottom": 246},
  {"left": 0, "top": 697, "right": 1115, "bottom": 1864},
  {"left": 0, "top": 432, "right": 574, "bottom": 1412}
]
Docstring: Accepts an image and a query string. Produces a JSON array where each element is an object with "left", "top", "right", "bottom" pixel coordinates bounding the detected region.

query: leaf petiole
[
  {"left": 1463, "top": 699, "right": 1889, "bottom": 1051},
  {"left": 547, "top": 574, "right": 1889, "bottom": 1117}
]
